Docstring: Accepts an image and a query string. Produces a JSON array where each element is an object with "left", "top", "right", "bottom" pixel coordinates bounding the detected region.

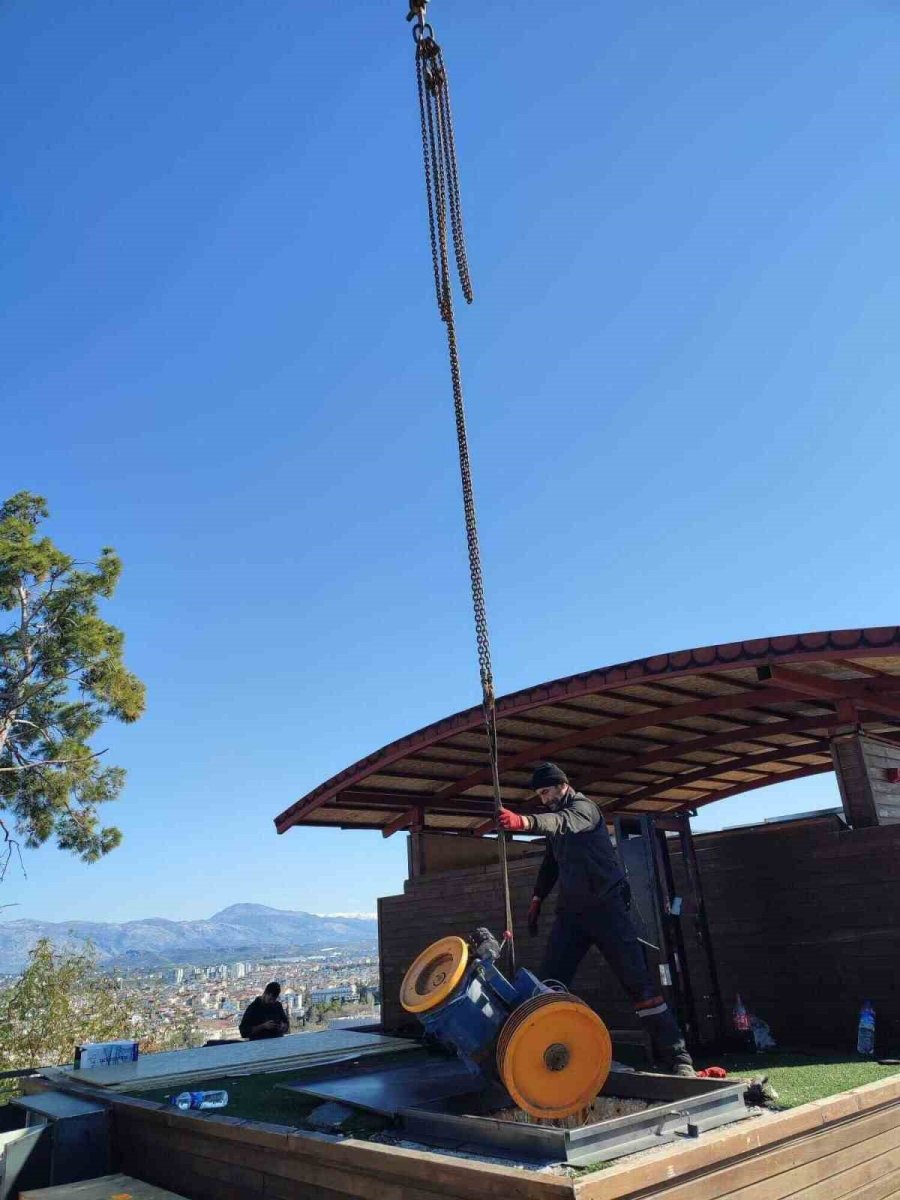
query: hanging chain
[{"left": 408, "top": 2, "right": 515, "bottom": 970}]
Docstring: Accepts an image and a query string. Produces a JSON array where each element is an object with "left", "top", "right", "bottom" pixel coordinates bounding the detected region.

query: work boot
[
  {"left": 642, "top": 1008, "right": 694, "bottom": 1077},
  {"left": 664, "top": 1043, "right": 696, "bottom": 1078}
]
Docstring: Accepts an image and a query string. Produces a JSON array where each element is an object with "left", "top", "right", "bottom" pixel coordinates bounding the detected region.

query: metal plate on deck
[
  {"left": 401, "top": 1071, "right": 751, "bottom": 1165},
  {"left": 279, "top": 1058, "right": 482, "bottom": 1116}
]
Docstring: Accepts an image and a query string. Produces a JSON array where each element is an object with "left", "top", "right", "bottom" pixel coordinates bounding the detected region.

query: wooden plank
[
  {"left": 116, "top": 1121, "right": 364, "bottom": 1200},
  {"left": 577, "top": 1105, "right": 900, "bottom": 1200},
  {"left": 112, "top": 1104, "right": 573, "bottom": 1200},
  {"left": 574, "top": 1110, "right": 827, "bottom": 1200},
  {"left": 65, "top": 1030, "right": 414, "bottom": 1089},
  {"left": 573, "top": 1078, "right": 900, "bottom": 1199},
  {"left": 787, "top": 1145, "right": 900, "bottom": 1200},
  {"left": 838, "top": 1165, "right": 900, "bottom": 1200},
  {"left": 157, "top": 1147, "right": 266, "bottom": 1197},
  {"left": 732, "top": 1125, "right": 900, "bottom": 1200},
  {"left": 263, "top": 1174, "right": 361, "bottom": 1200},
  {"left": 293, "top": 1136, "right": 574, "bottom": 1200},
  {"left": 21, "top": 1175, "right": 188, "bottom": 1199},
  {"left": 101, "top": 1044, "right": 900, "bottom": 1200}
]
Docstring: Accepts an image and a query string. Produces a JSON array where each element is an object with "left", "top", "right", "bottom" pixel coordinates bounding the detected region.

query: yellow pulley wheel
[
  {"left": 497, "top": 993, "right": 612, "bottom": 1119},
  {"left": 400, "top": 936, "right": 470, "bottom": 1014}
]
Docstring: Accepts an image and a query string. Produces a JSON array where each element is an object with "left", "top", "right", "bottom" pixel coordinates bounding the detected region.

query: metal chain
[{"left": 409, "top": 6, "right": 515, "bottom": 971}]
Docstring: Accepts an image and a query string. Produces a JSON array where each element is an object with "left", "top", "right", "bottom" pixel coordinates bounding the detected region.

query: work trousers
[{"left": 539, "top": 882, "right": 691, "bottom": 1070}]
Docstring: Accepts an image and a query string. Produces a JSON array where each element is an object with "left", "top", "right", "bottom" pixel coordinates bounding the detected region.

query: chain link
[{"left": 412, "top": 19, "right": 515, "bottom": 967}]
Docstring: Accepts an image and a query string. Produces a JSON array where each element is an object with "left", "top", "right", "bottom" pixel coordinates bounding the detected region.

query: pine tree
[
  {"left": 0, "top": 938, "right": 130, "bottom": 1093},
  {"left": 0, "top": 492, "right": 146, "bottom": 873}
]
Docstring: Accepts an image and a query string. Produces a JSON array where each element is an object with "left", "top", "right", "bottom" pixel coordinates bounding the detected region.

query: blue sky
[{"left": 2, "top": 0, "right": 899, "bottom": 923}]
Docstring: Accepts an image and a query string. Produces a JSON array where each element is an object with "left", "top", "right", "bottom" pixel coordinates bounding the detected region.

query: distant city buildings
[
  {"left": 310, "top": 984, "right": 358, "bottom": 1005},
  {"left": 281, "top": 988, "right": 305, "bottom": 1015},
  {"left": 91, "top": 949, "right": 377, "bottom": 1050}
]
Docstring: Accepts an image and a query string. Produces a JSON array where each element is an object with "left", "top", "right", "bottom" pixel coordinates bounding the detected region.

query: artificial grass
[
  {"left": 700, "top": 1052, "right": 900, "bottom": 1109},
  {"left": 136, "top": 1067, "right": 390, "bottom": 1136},
  {"left": 129, "top": 1052, "right": 900, "bottom": 1141},
  {"left": 137, "top": 1067, "right": 319, "bottom": 1125}
]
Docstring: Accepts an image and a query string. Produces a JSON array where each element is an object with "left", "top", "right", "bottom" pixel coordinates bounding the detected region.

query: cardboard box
[{"left": 74, "top": 1039, "right": 139, "bottom": 1070}]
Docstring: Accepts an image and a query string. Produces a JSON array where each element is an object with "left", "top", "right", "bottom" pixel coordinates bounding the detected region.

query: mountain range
[{"left": 0, "top": 903, "right": 378, "bottom": 973}]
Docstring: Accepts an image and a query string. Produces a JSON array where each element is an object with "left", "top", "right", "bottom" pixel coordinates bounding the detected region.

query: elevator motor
[{"left": 400, "top": 928, "right": 612, "bottom": 1119}]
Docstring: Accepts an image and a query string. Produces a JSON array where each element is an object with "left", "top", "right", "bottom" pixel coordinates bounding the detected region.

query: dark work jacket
[
  {"left": 531, "top": 790, "right": 624, "bottom": 910},
  {"left": 239, "top": 997, "right": 288, "bottom": 1040}
]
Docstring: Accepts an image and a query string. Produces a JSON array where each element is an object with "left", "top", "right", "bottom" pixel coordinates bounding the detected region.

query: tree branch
[
  {"left": 0, "top": 753, "right": 107, "bottom": 773},
  {"left": 2, "top": 738, "right": 107, "bottom": 772},
  {"left": 11, "top": 717, "right": 57, "bottom": 741},
  {"left": 0, "top": 818, "right": 26, "bottom": 883}
]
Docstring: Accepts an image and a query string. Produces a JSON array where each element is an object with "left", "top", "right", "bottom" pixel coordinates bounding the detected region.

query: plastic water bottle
[
  {"left": 170, "top": 1090, "right": 229, "bottom": 1111},
  {"left": 857, "top": 1002, "right": 876, "bottom": 1056},
  {"left": 733, "top": 994, "right": 750, "bottom": 1033},
  {"left": 732, "top": 994, "right": 755, "bottom": 1052}
]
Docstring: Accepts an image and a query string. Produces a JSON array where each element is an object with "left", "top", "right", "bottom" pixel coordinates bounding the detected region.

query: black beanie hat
[{"left": 531, "top": 762, "right": 568, "bottom": 790}]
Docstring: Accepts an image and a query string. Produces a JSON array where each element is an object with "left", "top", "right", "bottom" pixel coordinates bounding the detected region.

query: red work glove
[
  {"left": 527, "top": 896, "right": 542, "bottom": 937},
  {"left": 498, "top": 807, "right": 529, "bottom": 832}
]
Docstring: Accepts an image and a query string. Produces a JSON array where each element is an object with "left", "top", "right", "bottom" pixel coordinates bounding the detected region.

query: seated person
[{"left": 239, "top": 981, "right": 290, "bottom": 1040}]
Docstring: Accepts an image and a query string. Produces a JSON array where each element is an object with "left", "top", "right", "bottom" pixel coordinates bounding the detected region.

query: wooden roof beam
[
  {"left": 428, "top": 686, "right": 805, "bottom": 805},
  {"left": 660, "top": 761, "right": 834, "bottom": 811},
  {"left": 618, "top": 743, "right": 833, "bottom": 809},
  {"left": 274, "top": 630, "right": 900, "bottom": 832},
  {"left": 757, "top": 665, "right": 900, "bottom": 720},
  {"left": 579, "top": 715, "right": 839, "bottom": 788},
  {"left": 834, "top": 658, "right": 897, "bottom": 680},
  {"left": 380, "top": 808, "right": 418, "bottom": 838},
  {"left": 756, "top": 665, "right": 852, "bottom": 700},
  {"left": 336, "top": 790, "right": 495, "bottom": 817}
]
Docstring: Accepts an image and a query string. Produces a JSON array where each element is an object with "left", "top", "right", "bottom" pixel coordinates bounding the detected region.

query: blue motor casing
[{"left": 419, "top": 956, "right": 548, "bottom": 1078}]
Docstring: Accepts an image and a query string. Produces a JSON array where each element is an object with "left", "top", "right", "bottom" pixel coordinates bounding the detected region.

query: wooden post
[
  {"left": 407, "top": 810, "right": 427, "bottom": 878},
  {"left": 676, "top": 813, "right": 727, "bottom": 1046},
  {"left": 830, "top": 733, "right": 900, "bottom": 826}
]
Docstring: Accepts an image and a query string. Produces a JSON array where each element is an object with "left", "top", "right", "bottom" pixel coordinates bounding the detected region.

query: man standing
[
  {"left": 239, "top": 981, "right": 290, "bottom": 1040},
  {"left": 498, "top": 762, "right": 694, "bottom": 1077}
]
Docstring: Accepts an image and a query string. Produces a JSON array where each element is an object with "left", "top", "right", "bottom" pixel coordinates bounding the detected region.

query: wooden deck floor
[{"left": 23, "top": 1069, "right": 899, "bottom": 1200}]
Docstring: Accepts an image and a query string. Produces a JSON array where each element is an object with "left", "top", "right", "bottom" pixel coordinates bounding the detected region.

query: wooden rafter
[
  {"left": 428, "top": 688, "right": 804, "bottom": 804},
  {"left": 633, "top": 762, "right": 835, "bottom": 813},
  {"left": 616, "top": 744, "right": 833, "bottom": 809},
  {"left": 757, "top": 665, "right": 900, "bottom": 719},
  {"left": 274, "top": 629, "right": 900, "bottom": 834},
  {"left": 577, "top": 715, "right": 839, "bottom": 789}
]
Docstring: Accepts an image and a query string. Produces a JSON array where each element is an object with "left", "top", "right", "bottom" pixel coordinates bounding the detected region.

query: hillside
[{"left": 0, "top": 903, "right": 378, "bottom": 972}]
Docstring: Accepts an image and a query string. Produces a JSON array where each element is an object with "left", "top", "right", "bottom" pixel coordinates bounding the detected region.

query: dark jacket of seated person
[{"left": 239, "top": 982, "right": 290, "bottom": 1040}]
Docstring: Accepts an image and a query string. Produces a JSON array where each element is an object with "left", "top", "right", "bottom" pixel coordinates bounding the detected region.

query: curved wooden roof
[{"left": 274, "top": 627, "right": 900, "bottom": 837}]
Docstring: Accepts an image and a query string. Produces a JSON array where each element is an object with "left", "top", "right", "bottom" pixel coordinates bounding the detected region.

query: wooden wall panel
[
  {"left": 111, "top": 1103, "right": 572, "bottom": 1200},
  {"left": 832, "top": 736, "right": 877, "bottom": 827},
  {"left": 690, "top": 821, "right": 900, "bottom": 1049},
  {"left": 413, "top": 832, "right": 543, "bottom": 876},
  {"left": 860, "top": 735, "right": 900, "bottom": 825},
  {"left": 831, "top": 734, "right": 900, "bottom": 827},
  {"left": 381, "top": 855, "right": 664, "bottom": 1040},
  {"left": 379, "top": 821, "right": 900, "bottom": 1050}
]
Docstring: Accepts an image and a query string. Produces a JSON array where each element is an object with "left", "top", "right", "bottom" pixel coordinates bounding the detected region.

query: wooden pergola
[{"left": 274, "top": 627, "right": 900, "bottom": 837}]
